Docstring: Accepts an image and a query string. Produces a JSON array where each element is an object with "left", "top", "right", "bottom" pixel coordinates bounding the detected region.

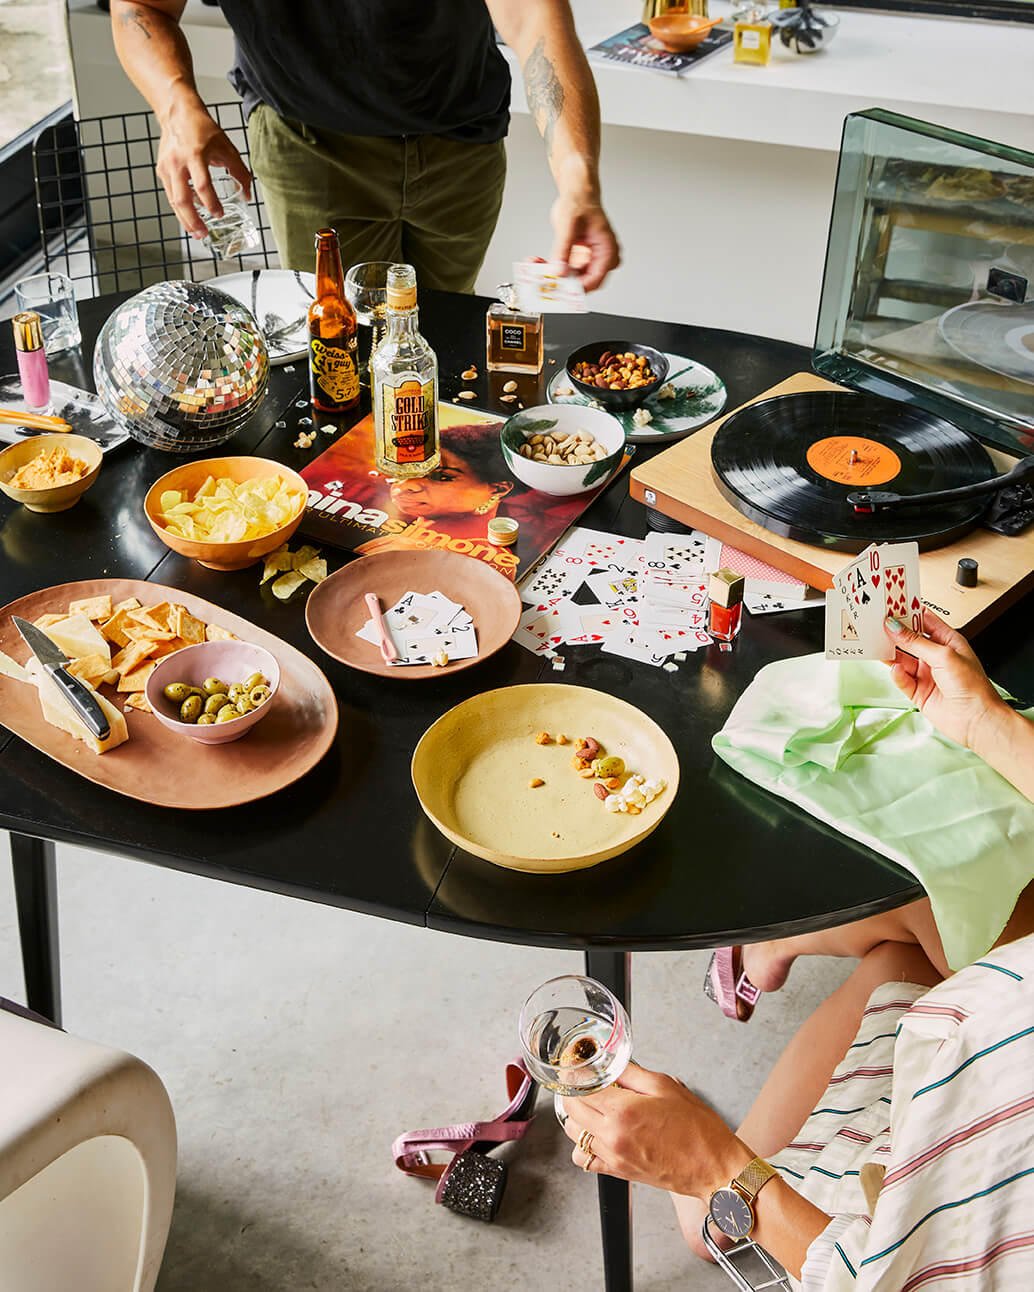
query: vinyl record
[{"left": 711, "top": 391, "right": 997, "bottom": 552}]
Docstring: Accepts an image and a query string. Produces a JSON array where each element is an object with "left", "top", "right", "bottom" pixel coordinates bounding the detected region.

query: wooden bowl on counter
[{"left": 648, "top": 12, "right": 725, "bottom": 50}]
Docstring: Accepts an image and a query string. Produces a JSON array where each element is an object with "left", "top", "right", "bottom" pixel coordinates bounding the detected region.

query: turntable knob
[{"left": 956, "top": 558, "right": 979, "bottom": 588}]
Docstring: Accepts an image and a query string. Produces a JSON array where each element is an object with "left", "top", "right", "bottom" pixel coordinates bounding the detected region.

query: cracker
[
  {"left": 205, "top": 623, "right": 237, "bottom": 642},
  {"left": 99, "top": 608, "right": 137, "bottom": 648},
  {"left": 112, "top": 597, "right": 142, "bottom": 614},
  {"left": 69, "top": 595, "right": 113, "bottom": 622},
  {"left": 117, "top": 660, "right": 157, "bottom": 692},
  {"left": 111, "top": 637, "right": 160, "bottom": 676},
  {"left": 67, "top": 653, "right": 112, "bottom": 686},
  {"left": 176, "top": 608, "right": 206, "bottom": 644},
  {"left": 123, "top": 692, "right": 153, "bottom": 714},
  {"left": 34, "top": 613, "right": 68, "bottom": 630}
]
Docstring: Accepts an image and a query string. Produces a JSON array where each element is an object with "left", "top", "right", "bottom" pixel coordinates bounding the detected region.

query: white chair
[{"left": 0, "top": 1001, "right": 177, "bottom": 1292}]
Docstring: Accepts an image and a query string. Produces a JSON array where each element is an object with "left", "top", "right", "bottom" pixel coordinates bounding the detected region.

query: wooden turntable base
[{"left": 629, "top": 372, "right": 1034, "bottom": 637}]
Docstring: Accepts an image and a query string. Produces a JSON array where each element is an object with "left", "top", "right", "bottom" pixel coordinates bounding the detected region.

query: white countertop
[{"left": 506, "top": 0, "right": 1034, "bottom": 153}]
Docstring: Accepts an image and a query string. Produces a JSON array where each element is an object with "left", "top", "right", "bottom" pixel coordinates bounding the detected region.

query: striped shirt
[{"left": 775, "top": 935, "right": 1034, "bottom": 1290}]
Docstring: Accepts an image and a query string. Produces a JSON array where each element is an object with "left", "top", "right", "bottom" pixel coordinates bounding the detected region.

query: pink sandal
[
  {"left": 392, "top": 1059, "right": 536, "bottom": 1222},
  {"left": 704, "top": 946, "right": 762, "bottom": 1022}
]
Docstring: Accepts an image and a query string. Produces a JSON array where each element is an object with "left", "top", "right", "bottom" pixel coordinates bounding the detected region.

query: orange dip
[{"left": 9, "top": 446, "right": 88, "bottom": 490}]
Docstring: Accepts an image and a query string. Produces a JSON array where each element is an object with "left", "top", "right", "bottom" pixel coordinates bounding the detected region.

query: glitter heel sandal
[{"left": 392, "top": 1059, "right": 536, "bottom": 1222}]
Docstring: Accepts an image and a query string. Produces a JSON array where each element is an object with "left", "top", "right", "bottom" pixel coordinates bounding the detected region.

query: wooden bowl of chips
[
  {"left": 0, "top": 433, "right": 102, "bottom": 513},
  {"left": 143, "top": 456, "right": 308, "bottom": 571}
]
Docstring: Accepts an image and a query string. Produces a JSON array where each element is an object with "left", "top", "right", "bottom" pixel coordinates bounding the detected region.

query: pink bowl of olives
[{"left": 145, "top": 640, "right": 281, "bottom": 744}]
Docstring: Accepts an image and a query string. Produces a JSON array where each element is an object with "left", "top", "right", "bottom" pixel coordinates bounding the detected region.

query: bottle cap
[
  {"left": 487, "top": 517, "right": 519, "bottom": 546},
  {"left": 12, "top": 312, "right": 44, "bottom": 353},
  {"left": 956, "top": 557, "right": 979, "bottom": 587},
  {"left": 386, "top": 263, "right": 417, "bottom": 310},
  {"left": 709, "top": 568, "right": 745, "bottom": 608}
]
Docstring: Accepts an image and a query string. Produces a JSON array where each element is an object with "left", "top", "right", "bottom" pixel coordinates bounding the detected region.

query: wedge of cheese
[
  {"left": 27, "top": 658, "right": 128, "bottom": 754},
  {"left": 0, "top": 649, "right": 31, "bottom": 684},
  {"left": 40, "top": 612, "right": 111, "bottom": 666}
]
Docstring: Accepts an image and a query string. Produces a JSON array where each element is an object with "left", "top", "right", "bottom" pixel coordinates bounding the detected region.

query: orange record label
[{"left": 806, "top": 436, "right": 901, "bottom": 486}]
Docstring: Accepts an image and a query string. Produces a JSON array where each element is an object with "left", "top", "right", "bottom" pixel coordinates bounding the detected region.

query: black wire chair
[{"left": 31, "top": 101, "right": 279, "bottom": 298}]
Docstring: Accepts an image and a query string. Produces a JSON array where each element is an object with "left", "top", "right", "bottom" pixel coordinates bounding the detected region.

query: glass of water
[
  {"left": 518, "top": 974, "right": 633, "bottom": 1124},
  {"left": 14, "top": 272, "right": 81, "bottom": 354},
  {"left": 192, "top": 173, "right": 260, "bottom": 259},
  {"left": 344, "top": 261, "right": 392, "bottom": 385}
]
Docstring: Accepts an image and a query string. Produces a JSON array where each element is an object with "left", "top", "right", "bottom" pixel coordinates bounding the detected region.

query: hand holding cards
[{"left": 826, "top": 542, "right": 922, "bottom": 661}]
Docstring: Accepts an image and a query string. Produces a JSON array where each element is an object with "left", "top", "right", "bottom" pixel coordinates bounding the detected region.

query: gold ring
[
  {"left": 577, "top": 1129, "right": 595, "bottom": 1156},
  {"left": 582, "top": 1152, "right": 596, "bottom": 1172}
]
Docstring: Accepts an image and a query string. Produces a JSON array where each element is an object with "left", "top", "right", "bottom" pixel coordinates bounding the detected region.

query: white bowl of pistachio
[{"left": 499, "top": 404, "right": 626, "bottom": 497}]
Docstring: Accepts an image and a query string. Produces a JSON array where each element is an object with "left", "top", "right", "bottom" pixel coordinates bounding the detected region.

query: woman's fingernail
[{"left": 885, "top": 617, "right": 905, "bottom": 633}]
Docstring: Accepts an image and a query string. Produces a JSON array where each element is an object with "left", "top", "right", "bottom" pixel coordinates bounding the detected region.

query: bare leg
[
  {"left": 741, "top": 897, "right": 950, "bottom": 994},
  {"left": 673, "top": 941, "right": 943, "bottom": 1260}
]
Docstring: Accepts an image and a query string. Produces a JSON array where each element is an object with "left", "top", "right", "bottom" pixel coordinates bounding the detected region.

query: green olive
[
  {"left": 202, "top": 677, "right": 226, "bottom": 696},
  {"left": 215, "top": 706, "right": 240, "bottom": 724},
  {"left": 249, "top": 684, "right": 272, "bottom": 706},
  {"left": 204, "top": 692, "right": 229, "bottom": 715},
  {"left": 179, "top": 695, "right": 203, "bottom": 723},
  {"left": 235, "top": 696, "right": 254, "bottom": 715},
  {"left": 227, "top": 683, "right": 244, "bottom": 701},
  {"left": 196, "top": 714, "right": 216, "bottom": 725},
  {"left": 163, "top": 681, "right": 192, "bottom": 703},
  {"left": 243, "top": 672, "right": 267, "bottom": 692}
]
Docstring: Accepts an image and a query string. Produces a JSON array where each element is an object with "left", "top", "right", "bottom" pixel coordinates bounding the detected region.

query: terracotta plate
[
  {"left": 0, "top": 578, "right": 338, "bottom": 810},
  {"left": 411, "top": 684, "right": 680, "bottom": 873},
  {"left": 305, "top": 549, "right": 523, "bottom": 679}
]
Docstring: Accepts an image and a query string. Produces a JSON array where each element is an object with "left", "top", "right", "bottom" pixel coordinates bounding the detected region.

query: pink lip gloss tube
[{"left": 13, "top": 312, "right": 51, "bottom": 414}]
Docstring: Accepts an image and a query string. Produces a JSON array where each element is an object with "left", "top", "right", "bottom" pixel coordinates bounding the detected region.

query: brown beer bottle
[{"left": 308, "top": 228, "right": 359, "bottom": 417}]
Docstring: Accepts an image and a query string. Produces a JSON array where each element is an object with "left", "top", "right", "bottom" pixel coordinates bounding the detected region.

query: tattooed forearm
[
  {"left": 523, "top": 37, "right": 565, "bottom": 157},
  {"left": 117, "top": 5, "right": 154, "bottom": 39}
]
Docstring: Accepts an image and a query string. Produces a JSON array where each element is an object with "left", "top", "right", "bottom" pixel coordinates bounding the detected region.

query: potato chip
[
  {"left": 298, "top": 557, "right": 327, "bottom": 583},
  {"left": 262, "top": 547, "right": 294, "bottom": 582},
  {"left": 291, "top": 545, "right": 320, "bottom": 570},
  {"left": 69, "top": 595, "right": 113, "bottom": 622},
  {"left": 159, "top": 490, "right": 184, "bottom": 511},
  {"left": 271, "top": 571, "right": 308, "bottom": 600}
]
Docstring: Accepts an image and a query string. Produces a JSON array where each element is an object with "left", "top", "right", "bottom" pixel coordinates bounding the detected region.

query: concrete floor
[
  {"left": 0, "top": 838, "right": 852, "bottom": 1290},
  {"left": 0, "top": 0, "right": 73, "bottom": 147}
]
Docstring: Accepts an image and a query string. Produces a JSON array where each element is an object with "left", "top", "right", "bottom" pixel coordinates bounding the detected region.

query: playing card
[
  {"left": 584, "top": 570, "right": 640, "bottom": 609},
  {"left": 744, "top": 592, "right": 825, "bottom": 616},
  {"left": 401, "top": 624, "right": 479, "bottom": 664},
  {"left": 639, "top": 570, "right": 709, "bottom": 609},
  {"left": 635, "top": 626, "right": 712, "bottom": 653},
  {"left": 834, "top": 542, "right": 920, "bottom": 657},
  {"left": 640, "top": 530, "right": 708, "bottom": 579},
  {"left": 875, "top": 543, "right": 922, "bottom": 631},
  {"left": 600, "top": 630, "right": 672, "bottom": 667},
  {"left": 825, "top": 583, "right": 881, "bottom": 660},
  {"left": 519, "top": 553, "right": 588, "bottom": 605},
  {"left": 579, "top": 610, "right": 638, "bottom": 636},
  {"left": 636, "top": 605, "right": 708, "bottom": 630},
  {"left": 512, "top": 607, "right": 554, "bottom": 654},
  {"left": 703, "top": 537, "right": 808, "bottom": 599},
  {"left": 534, "top": 601, "right": 588, "bottom": 648}
]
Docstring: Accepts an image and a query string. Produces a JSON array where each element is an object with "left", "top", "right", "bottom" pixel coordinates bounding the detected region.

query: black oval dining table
[{"left": 3, "top": 287, "right": 1032, "bottom": 1292}]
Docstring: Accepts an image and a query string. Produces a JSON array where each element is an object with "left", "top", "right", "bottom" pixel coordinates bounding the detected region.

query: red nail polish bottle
[{"left": 709, "top": 569, "right": 745, "bottom": 642}]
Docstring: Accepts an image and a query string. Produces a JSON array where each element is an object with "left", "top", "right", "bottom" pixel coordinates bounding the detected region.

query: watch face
[{"left": 709, "top": 1187, "right": 754, "bottom": 1239}]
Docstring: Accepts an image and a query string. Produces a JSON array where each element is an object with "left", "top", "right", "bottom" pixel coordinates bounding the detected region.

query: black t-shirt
[{"left": 220, "top": 0, "right": 511, "bottom": 143}]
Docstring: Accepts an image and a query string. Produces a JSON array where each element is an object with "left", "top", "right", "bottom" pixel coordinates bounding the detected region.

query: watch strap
[{"left": 732, "top": 1156, "right": 778, "bottom": 1204}]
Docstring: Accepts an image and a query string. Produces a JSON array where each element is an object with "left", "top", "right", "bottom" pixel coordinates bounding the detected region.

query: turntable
[{"left": 631, "top": 110, "right": 1034, "bottom": 635}]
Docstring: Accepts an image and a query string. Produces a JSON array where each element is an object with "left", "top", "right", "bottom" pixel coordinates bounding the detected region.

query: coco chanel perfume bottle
[{"left": 486, "top": 284, "right": 544, "bottom": 375}]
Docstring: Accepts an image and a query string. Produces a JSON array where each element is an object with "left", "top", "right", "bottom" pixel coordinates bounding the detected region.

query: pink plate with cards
[{"left": 305, "top": 549, "right": 523, "bottom": 678}]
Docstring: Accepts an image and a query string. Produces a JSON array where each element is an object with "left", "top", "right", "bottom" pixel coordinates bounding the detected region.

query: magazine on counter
[
  {"left": 588, "top": 22, "right": 732, "bottom": 75},
  {"left": 298, "top": 403, "right": 628, "bottom": 583}
]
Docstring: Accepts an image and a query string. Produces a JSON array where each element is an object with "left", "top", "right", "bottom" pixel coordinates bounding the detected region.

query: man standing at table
[{"left": 109, "top": 0, "right": 620, "bottom": 294}]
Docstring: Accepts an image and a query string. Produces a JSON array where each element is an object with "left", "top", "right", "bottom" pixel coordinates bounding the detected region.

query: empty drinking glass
[
  {"left": 192, "top": 173, "right": 260, "bottom": 260},
  {"left": 344, "top": 261, "right": 392, "bottom": 384},
  {"left": 14, "top": 272, "right": 81, "bottom": 354}
]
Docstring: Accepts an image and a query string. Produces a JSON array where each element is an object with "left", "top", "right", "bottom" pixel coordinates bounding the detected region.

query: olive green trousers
[{"left": 247, "top": 103, "right": 507, "bottom": 291}]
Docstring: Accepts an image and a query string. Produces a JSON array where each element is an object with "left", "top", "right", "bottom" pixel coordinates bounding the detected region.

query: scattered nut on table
[
  {"left": 593, "top": 783, "right": 608, "bottom": 801},
  {"left": 528, "top": 777, "right": 544, "bottom": 788},
  {"left": 461, "top": 367, "right": 478, "bottom": 381},
  {"left": 534, "top": 731, "right": 551, "bottom": 745},
  {"left": 500, "top": 394, "right": 517, "bottom": 403},
  {"left": 456, "top": 390, "right": 477, "bottom": 400},
  {"left": 555, "top": 733, "right": 568, "bottom": 745},
  {"left": 502, "top": 380, "right": 518, "bottom": 393}
]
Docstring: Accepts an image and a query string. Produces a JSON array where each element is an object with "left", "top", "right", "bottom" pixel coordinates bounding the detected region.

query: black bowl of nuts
[{"left": 565, "top": 341, "right": 669, "bottom": 411}]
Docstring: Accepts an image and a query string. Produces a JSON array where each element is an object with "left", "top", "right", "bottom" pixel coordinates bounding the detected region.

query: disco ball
[{"left": 93, "top": 280, "right": 269, "bottom": 453}]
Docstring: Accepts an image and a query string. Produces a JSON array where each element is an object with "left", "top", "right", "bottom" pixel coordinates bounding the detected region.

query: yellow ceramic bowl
[
  {"left": 648, "top": 12, "right": 725, "bottom": 50},
  {"left": 144, "top": 455, "right": 308, "bottom": 571},
  {"left": 0, "top": 433, "right": 102, "bottom": 513},
  {"left": 412, "top": 684, "right": 680, "bottom": 874}
]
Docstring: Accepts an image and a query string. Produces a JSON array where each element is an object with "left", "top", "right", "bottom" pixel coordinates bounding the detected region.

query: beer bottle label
[
  {"left": 310, "top": 336, "right": 359, "bottom": 406},
  {"left": 380, "top": 377, "right": 436, "bottom": 466}
]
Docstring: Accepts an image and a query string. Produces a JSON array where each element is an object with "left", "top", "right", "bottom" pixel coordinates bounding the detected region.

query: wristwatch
[{"left": 708, "top": 1156, "right": 779, "bottom": 1240}]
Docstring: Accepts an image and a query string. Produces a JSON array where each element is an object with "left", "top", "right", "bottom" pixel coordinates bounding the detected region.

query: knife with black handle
[{"left": 13, "top": 615, "right": 111, "bottom": 741}]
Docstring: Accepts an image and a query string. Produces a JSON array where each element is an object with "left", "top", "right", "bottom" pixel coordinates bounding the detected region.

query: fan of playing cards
[{"left": 825, "top": 542, "right": 922, "bottom": 661}]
